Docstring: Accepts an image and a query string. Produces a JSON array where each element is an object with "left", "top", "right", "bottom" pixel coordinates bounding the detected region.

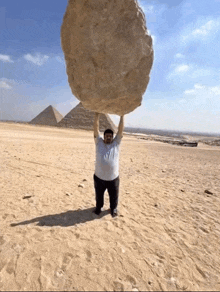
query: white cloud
[
  {"left": 23, "top": 53, "right": 49, "bottom": 66},
  {"left": 184, "top": 83, "right": 220, "bottom": 95},
  {"left": 174, "top": 64, "right": 190, "bottom": 73},
  {"left": 167, "top": 64, "right": 191, "bottom": 80},
  {"left": 167, "top": 64, "right": 192, "bottom": 80},
  {"left": 175, "top": 53, "right": 185, "bottom": 59},
  {"left": 0, "top": 78, "right": 12, "bottom": 89},
  {"left": 184, "top": 89, "right": 196, "bottom": 95},
  {"left": 167, "top": 64, "right": 215, "bottom": 83},
  {"left": 190, "top": 68, "right": 212, "bottom": 78},
  {"left": 194, "top": 84, "right": 205, "bottom": 89},
  {"left": 192, "top": 20, "right": 218, "bottom": 37},
  {"left": 182, "top": 18, "right": 220, "bottom": 43},
  {"left": 0, "top": 54, "right": 14, "bottom": 63},
  {"left": 210, "top": 86, "right": 220, "bottom": 95}
]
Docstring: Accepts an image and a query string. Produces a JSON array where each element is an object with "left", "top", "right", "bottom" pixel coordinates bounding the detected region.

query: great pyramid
[
  {"left": 57, "top": 102, "right": 117, "bottom": 132},
  {"left": 29, "top": 105, "right": 63, "bottom": 126}
]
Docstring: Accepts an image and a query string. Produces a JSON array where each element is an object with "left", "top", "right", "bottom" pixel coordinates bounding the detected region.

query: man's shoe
[
  {"left": 93, "top": 208, "right": 101, "bottom": 215},
  {"left": 111, "top": 209, "right": 118, "bottom": 218}
]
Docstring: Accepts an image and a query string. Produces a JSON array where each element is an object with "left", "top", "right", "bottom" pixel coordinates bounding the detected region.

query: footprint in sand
[
  {"left": 126, "top": 275, "right": 137, "bottom": 287},
  {"left": 0, "top": 258, "right": 7, "bottom": 272},
  {"left": 0, "top": 236, "right": 5, "bottom": 245},
  {"left": 113, "top": 281, "right": 125, "bottom": 291},
  {"left": 61, "top": 253, "right": 74, "bottom": 271},
  {"left": 86, "top": 250, "right": 92, "bottom": 262},
  {"left": 113, "top": 279, "right": 138, "bottom": 292},
  {"left": 2, "top": 213, "right": 15, "bottom": 220},
  {"left": 0, "top": 244, "right": 16, "bottom": 273},
  {"left": 6, "top": 257, "right": 17, "bottom": 275},
  {"left": 74, "top": 233, "right": 80, "bottom": 239},
  {"left": 52, "top": 268, "right": 66, "bottom": 289}
]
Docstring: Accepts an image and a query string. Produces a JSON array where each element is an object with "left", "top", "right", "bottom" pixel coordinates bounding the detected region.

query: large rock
[{"left": 61, "top": 0, "right": 154, "bottom": 115}]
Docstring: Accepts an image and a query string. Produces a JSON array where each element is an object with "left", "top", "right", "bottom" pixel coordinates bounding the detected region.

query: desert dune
[{"left": 0, "top": 122, "right": 220, "bottom": 291}]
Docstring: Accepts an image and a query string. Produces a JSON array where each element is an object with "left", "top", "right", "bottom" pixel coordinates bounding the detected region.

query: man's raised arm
[
  {"left": 94, "top": 112, "right": 100, "bottom": 138},
  {"left": 117, "top": 116, "right": 124, "bottom": 138}
]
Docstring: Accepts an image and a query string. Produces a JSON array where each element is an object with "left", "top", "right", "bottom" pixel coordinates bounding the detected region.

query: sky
[{"left": 0, "top": 0, "right": 220, "bottom": 134}]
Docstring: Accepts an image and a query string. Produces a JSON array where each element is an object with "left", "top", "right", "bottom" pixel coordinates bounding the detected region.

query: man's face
[{"left": 104, "top": 133, "right": 113, "bottom": 144}]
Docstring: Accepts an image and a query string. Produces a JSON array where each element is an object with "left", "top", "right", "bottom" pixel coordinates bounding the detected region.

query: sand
[{"left": 0, "top": 122, "right": 220, "bottom": 291}]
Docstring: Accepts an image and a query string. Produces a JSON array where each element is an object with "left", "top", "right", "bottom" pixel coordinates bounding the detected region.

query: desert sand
[{"left": 0, "top": 122, "right": 220, "bottom": 291}]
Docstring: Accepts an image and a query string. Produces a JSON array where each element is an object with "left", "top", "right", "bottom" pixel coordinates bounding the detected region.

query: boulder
[{"left": 61, "top": 0, "right": 153, "bottom": 115}]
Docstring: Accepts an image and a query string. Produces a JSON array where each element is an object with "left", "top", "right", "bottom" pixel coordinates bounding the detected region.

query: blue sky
[{"left": 0, "top": 0, "right": 220, "bottom": 133}]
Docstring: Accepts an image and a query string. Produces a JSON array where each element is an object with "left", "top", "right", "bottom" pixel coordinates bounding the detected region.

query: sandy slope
[{"left": 0, "top": 122, "right": 220, "bottom": 291}]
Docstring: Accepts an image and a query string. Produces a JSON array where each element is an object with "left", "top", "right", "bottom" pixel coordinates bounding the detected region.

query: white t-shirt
[{"left": 94, "top": 134, "right": 122, "bottom": 181}]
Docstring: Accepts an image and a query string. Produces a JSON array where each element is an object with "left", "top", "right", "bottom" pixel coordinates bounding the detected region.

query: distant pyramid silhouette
[
  {"left": 29, "top": 105, "right": 63, "bottom": 126},
  {"left": 57, "top": 102, "right": 117, "bottom": 132}
]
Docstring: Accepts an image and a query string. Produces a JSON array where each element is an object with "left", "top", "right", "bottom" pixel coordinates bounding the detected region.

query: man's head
[{"left": 104, "top": 129, "right": 114, "bottom": 144}]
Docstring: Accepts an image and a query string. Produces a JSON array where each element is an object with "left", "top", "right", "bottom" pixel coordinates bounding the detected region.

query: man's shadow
[{"left": 10, "top": 207, "right": 110, "bottom": 227}]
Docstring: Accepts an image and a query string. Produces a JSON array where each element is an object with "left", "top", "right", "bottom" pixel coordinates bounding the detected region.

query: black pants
[{"left": 93, "top": 174, "right": 119, "bottom": 211}]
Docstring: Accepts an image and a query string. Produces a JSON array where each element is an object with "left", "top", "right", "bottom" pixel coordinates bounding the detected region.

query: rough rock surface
[{"left": 61, "top": 0, "right": 153, "bottom": 115}]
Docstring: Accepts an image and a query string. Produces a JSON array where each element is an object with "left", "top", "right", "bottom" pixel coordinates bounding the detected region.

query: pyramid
[
  {"left": 57, "top": 103, "right": 117, "bottom": 132},
  {"left": 29, "top": 105, "right": 63, "bottom": 126}
]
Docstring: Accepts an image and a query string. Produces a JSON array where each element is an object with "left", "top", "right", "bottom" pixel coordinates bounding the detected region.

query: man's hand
[
  {"left": 94, "top": 112, "right": 100, "bottom": 138},
  {"left": 117, "top": 115, "right": 124, "bottom": 138}
]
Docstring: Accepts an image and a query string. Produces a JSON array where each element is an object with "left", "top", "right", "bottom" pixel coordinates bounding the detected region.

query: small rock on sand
[
  {"left": 22, "top": 195, "right": 32, "bottom": 199},
  {"left": 204, "top": 190, "right": 213, "bottom": 195}
]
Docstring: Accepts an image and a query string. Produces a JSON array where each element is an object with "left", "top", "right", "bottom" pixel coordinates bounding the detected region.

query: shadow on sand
[{"left": 10, "top": 207, "right": 110, "bottom": 227}]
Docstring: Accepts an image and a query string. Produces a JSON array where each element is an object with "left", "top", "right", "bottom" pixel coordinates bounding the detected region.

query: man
[{"left": 93, "top": 113, "right": 124, "bottom": 217}]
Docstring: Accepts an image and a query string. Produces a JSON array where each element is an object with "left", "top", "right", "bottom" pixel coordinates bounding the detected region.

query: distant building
[
  {"left": 57, "top": 102, "right": 117, "bottom": 132},
  {"left": 29, "top": 105, "right": 63, "bottom": 126}
]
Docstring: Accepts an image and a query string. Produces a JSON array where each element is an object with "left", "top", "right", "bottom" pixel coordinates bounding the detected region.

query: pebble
[
  {"left": 23, "top": 195, "right": 32, "bottom": 199},
  {"left": 204, "top": 190, "right": 213, "bottom": 195},
  {"left": 78, "top": 184, "right": 85, "bottom": 188}
]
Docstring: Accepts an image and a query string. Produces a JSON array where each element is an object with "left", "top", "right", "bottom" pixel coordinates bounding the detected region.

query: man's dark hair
[{"left": 104, "top": 129, "right": 114, "bottom": 136}]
